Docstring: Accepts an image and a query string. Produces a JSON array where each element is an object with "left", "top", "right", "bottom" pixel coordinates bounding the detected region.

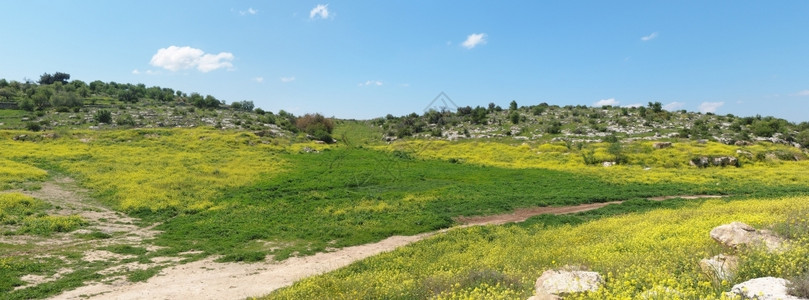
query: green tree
[
  {"left": 89, "top": 80, "right": 104, "bottom": 93},
  {"left": 118, "top": 89, "right": 137, "bottom": 103},
  {"left": 18, "top": 98, "right": 35, "bottom": 111},
  {"left": 37, "top": 72, "right": 70, "bottom": 85},
  {"left": 94, "top": 109, "right": 112, "bottom": 123},
  {"left": 51, "top": 92, "right": 83, "bottom": 108},
  {"left": 509, "top": 100, "right": 518, "bottom": 111},
  {"left": 796, "top": 129, "right": 809, "bottom": 148},
  {"left": 32, "top": 90, "right": 51, "bottom": 110},
  {"left": 509, "top": 111, "right": 520, "bottom": 124},
  {"left": 0, "top": 88, "right": 13, "bottom": 101},
  {"left": 648, "top": 101, "right": 663, "bottom": 113}
]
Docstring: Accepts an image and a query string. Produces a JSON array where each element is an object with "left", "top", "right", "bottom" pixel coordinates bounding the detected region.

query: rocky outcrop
[
  {"left": 699, "top": 254, "right": 738, "bottom": 281},
  {"left": 690, "top": 156, "right": 739, "bottom": 167},
  {"left": 728, "top": 277, "right": 803, "bottom": 300},
  {"left": 710, "top": 222, "right": 784, "bottom": 252},
  {"left": 532, "top": 269, "right": 603, "bottom": 299},
  {"left": 653, "top": 142, "right": 672, "bottom": 149}
]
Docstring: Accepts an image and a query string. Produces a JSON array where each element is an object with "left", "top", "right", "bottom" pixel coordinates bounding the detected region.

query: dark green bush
[{"left": 94, "top": 109, "right": 112, "bottom": 123}]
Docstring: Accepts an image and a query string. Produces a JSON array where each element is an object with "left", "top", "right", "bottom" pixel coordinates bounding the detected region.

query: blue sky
[{"left": 2, "top": 1, "right": 808, "bottom": 122}]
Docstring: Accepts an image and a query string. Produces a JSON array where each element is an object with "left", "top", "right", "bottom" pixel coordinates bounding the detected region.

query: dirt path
[
  {"left": 0, "top": 177, "right": 161, "bottom": 251},
  {"left": 48, "top": 194, "right": 724, "bottom": 300}
]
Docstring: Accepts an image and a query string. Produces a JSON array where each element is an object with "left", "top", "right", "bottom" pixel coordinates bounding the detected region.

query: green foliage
[
  {"left": 94, "top": 109, "right": 112, "bottom": 123},
  {"left": 50, "top": 92, "right": 82, "bottom": 108},
  {"left": 127, "top": 268, "right": 161, "bottom": 282},
  {"left": 18, "top": 98, "right": 35, "bottom": 111},
  {"left": 19, "top": 215, "right": 87, "bottom": 235},
  {"left": 509, "top": 111, "right": 519, "bottom": 124},
  {"left": 296, "top": 113, "right": 335, "bottom": 143},
  {"left": 0, "top": 193, "right": 47, "bottom": 225},
  {"left": 25, "top": 122, "right": 42, "bottom": 132},
  {"left": 115, "top": 114, "right": 136, "bottom": 126},
  {"left": 509, "top": 100, "right": 518, "bottom": 111},
  {"left": 37, "top": 72, "right": 70, "bottom": 85}
]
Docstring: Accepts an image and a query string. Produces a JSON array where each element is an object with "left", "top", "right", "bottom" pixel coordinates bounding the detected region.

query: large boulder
[
  {"left": 728, "top": 277, "right": 803, "bottom": 300},
  {"left": 699, "top": 254, "right": 738, "bottom": 281},
  {"left": 710, "top": 222, "right": 784, "bottom": 252},
  {"left": 534, "top": 269, "right": 602, "bottom": 299}
]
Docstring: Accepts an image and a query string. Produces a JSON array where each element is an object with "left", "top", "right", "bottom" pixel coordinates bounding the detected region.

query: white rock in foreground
[
  {"left": 728, "top": 277, "right": 803, "bottom": 300},
  {"left": 710, "top": 222, "right": 784, "bottom": 251},
  {"left": 534, "top": 269, "right": 602, "bottom": 299}
]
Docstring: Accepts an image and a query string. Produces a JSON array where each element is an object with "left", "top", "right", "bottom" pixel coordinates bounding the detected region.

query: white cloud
[
  {"left": 622, "top": 103, "right": 643, "bottom": 108},
  {"left": 150, "top": 46, "right": 234, "bottom": 73},
  {"left": 462, "top": 33, "right": 487, "bottom": 49},
  {"left": 132, "top": 69, "right": 158, "bottom": 75},
  {"left": 641, "top": 32, "right": 658, "bottom": 41},
  {"left": 358, "top": 80, "right": 383, "bottom": 87},
  {"left": 254, "top": 77, "right": 264, "bottom": 83},
  {"left": 280, "top": 76, "right": 296, "bottom": 83},
  {"left": 594, "top": 98, "right": 619, "bottom": 106},
  {"left": 699, "top": 101, "right": 724, "bottom": 113},
  {"left": 239, "top": 7, "right": 257, "bottom": 15},
  {"left": 794, "top": 90, "right": 809, "bottom": 96},
  {"left": 310, "top": 4, "right": 329, "bottom": 19},
  {"left": 663, "top": 101, "right": 685, "bottom": 111}
]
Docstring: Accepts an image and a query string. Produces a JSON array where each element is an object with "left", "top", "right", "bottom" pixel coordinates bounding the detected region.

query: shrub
[
  {"left": 509, "top": 111, "right": 520, "bottom": 124},
  {"left": 295, "top": 113, "right": 334, "bottom": 134},
  {"left": 788, "top": 273, "right": 809, "bottom": 298},
  {"left": 18, "top": 98, "right": 35, "bottom": 111},
  {"left": 296, "top": 113, "right": 335, "bottom": 143},
  {"left": 95, "top": 109, "right": 112, "bottom": 123},
  {"left": 25, "top": 122, "right": 42, "bottom": 132}
]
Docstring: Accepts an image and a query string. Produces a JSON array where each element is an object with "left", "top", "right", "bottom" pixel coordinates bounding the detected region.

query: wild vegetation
[{"left": 1, "top": 74, "right": 809, "bottom": 299}]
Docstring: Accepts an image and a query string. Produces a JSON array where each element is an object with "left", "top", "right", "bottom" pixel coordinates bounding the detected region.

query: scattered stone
[
  {"left": 728, "top": 277, "right": 802, "bottom": 300},
  {"left": 710, "top": 222, "right": 784, "bottom": 252},
  {"left": 602, "top": 161, "right": 615, "bottom": 167},
  {"left": 12, "top": 134, "right": 27, "bottom": 141},
  {"left": 301, "top": 147, "right": 318, "bottom": 153},
  {"left": 534, "top": 269, "right": 603, "bottom": 299},
  {"left": 653, "top": 142, "right": 672, "bottom": 149},
  {"left": 699, "top": 254, "right": 738, "bottom": 281},
  {"left": 735, "top": 140, "right": 753, "bottom": 146}
]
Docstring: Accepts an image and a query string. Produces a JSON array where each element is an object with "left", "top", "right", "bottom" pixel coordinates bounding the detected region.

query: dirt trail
[
  {"left": 48, "top": 194, "right": 725, "bottom": 300},
  {"left": 0, "top": 177, "right": 161, "bottom": 250}
]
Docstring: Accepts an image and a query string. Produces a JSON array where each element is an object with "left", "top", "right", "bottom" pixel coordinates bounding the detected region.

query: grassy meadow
[{"left": 1, "top": 120, "right": 809, "bottom": 299}]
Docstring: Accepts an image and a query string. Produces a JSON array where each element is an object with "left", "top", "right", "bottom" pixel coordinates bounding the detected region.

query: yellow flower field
[
  {"left": 1, "top": 128, "right": 287, "bottom": 212},
  {"left": 267, "top": 196, "right": 809, "bottom": 299}
]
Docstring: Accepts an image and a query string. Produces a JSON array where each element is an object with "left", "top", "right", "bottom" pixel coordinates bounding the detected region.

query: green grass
[
  {"left": 104, "top": 245, "right": 148, "bottom": 256},
  {"left": 127, "top": 268, "right": 160, "bottom": 282},
  {"left": 153, "top": 146, "right": 717, "bottom": 260}
]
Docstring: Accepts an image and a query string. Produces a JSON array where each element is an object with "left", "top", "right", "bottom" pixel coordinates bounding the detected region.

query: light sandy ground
[
  {"left": 47, "top": 194, "right": 725, "bottom": 300},
  {"left": 52, "top": 233, "right": 434, "bottom": 300}
]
